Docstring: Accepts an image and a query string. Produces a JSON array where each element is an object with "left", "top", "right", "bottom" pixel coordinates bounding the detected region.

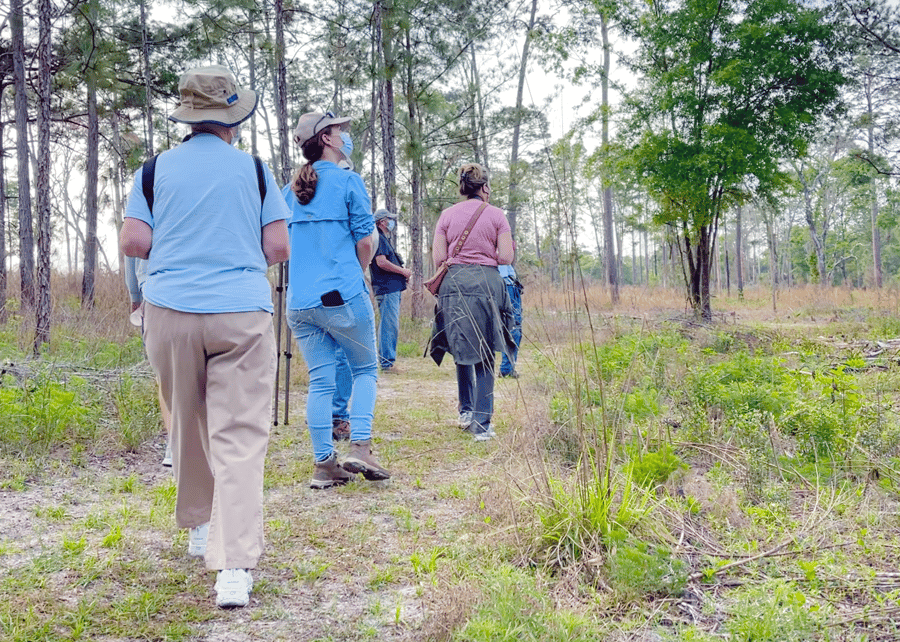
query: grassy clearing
[{"left": 2, "top": 276, "right": 900, "bottom": 640}]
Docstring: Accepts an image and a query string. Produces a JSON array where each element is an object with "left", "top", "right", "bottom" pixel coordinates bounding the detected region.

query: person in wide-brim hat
[{"left": 169, "top": 65, "right": 258, "bottom": 128}]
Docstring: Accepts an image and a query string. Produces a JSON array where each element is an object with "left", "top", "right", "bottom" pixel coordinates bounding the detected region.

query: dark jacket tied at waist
[{"left": 426, "top": 264, "right": 517, "bottom": 366}]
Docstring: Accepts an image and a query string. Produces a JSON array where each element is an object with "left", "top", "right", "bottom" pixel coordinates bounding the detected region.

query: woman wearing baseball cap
[{"left": 281, "top": 112, "right": 391, "bottom": 489}]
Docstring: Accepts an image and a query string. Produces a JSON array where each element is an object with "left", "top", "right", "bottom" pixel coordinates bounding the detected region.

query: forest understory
[{"left": 3, "top": 284, "right": 900, "bottom": 641}]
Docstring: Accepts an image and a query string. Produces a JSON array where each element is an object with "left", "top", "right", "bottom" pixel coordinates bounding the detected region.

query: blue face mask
[
  {"left": 339, "top": 131, "right": 353, "bottom": 159},
  {"left": 386, "top": 219, "right": 396, "bottom": 232}
]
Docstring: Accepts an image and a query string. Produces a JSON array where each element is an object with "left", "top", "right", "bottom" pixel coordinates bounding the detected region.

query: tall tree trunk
[
  {"left": 465, "top": 46, "right": 481, "bottom": 164},
  {"left": 469, "top": 45, "right": 489, "bottom": 169},
  {"left": 249, "top": 26, "right": 259, "bottom": 157},
  {"left": 140, "top": 0, "right": 153, "bottom": 157},
  {"left": 600, "top": 11, "right": 619, "bottom": 304},
  {"left": 643, "top": 227, "right": 649, "bottom": 285},
  {"left": 404, "top": 30, "right": 424, "bottom": 320},
  {"left": 380, "top": 0, "right": 397, "bottom": 215},
  {"left": 0, "top": 118, "right": 7, "bottom": 324},
  {"left": 12, "top": 0, "right": 35, "bottom": 309},
  {"left": 274, "top": 0, "right": 290, "bottom": 186},
  {"left": 735, "top": 203, "right": 744, "bottom": 298},
  {"left": 81, "top": 79, "right": 99, "bottom": 309},
  {"left": 506, "top": 0, "right": 537, "bottom": 247},
  {"left": 110, "top": 110, "right": 125, "bottom": 273},
  {"left": 368, "top": 9, "right": 379, "bottom": 206},
  {"left": 867, "top": 76, "right": 882, "bottom": 289},
  {"left": 35, "top": 0, "right": 52, "bottom": 352}
]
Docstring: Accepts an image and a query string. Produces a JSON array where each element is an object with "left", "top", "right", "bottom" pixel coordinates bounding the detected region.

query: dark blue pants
[{"left": 500, "top": 281, "right": 522, "bottom": 376}]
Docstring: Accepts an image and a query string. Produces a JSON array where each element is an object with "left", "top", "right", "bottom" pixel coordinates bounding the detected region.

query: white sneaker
[
  {"left": 458, "top": 411, "right": 473, "bottom": 429},
  {"left": 188, "top": 523, "right": 209, "bottom": 557},
  {"left": 161, "top": 441, "right": 173, "bottom": 467},
  {"left": 215, "top": 568, "right": 253, "bottom": 608}
]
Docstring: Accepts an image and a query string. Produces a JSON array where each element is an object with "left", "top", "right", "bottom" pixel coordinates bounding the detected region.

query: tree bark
[
  {"left": 274, "top": 0, "right": 291, "bottom": 186},
  {"left": 35, "top": 0, "right": 52, "bottom": 352},
  {"left": 404, "top": 29, "right": 424, "bottom": 320},
  {"left": 0, "top": 117, "right": 7, "bottom": 324},
  {"left": 12, "top": 0, "right": 35, "bottom": 309},
  {"left": 380, "top": 0, "right": 397, "bottom": 215},
  {"left": 600, "top": 10, "right": 619, "bottom": 304},
  {"left": 82, "top": 79, "right": 99, "bottom": 309},
  {"left": 735, "top": 203, "right": 744, "bottom": 299},
  {"left": 866, "top": 74, "right": 882, "bottom": 289},
  {"left": 506, "top": 0, "right": 537, "bottom": 246},
  {"left": 469, "top": 44, "right": 489, "bottom": 169},
  {"left": 249, "top": 25, "right": 259, "bottom": 157},
  {"left": 140, "top": 0, "right": 153, "bottom": 157}
]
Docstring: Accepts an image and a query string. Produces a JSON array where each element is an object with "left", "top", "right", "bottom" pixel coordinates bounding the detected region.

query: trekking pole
[
  {"left": 273, "top": 261, "right": 285, "bottom": 425},
  {"left": 282, "top": 260, "right": 292, "bottom": 424}
]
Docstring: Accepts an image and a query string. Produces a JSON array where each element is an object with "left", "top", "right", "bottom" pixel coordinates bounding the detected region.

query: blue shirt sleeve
[
  {"left": 124, "top": 167, "right": 153, "bottom": 227},
  {"left": 124, "top": 256, "right": 142, "bottom": 304},
  {"left": 261, "top": 163, "right": 291, "bottom": 226},
  {"left": 345, "top": 173, "right": 374, "bottom": 243}
]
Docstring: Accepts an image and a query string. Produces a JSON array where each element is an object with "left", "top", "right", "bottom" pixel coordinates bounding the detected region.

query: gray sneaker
[
  {"left": 458, "top": 411, "right": 474, "bottom": 430},
  {"left": 342, "top": 439, "right": 391, "bottom": 481},
  {"left": 310, "top": 452, "right": 355, "bottom": 489},
  {"left": 467, "top": 423, "right": 496, "bottom": 442}
]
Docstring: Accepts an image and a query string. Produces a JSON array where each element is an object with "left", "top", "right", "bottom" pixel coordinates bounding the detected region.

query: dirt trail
[{"left": 0, "top": 351, "right": 534, "bottom": 641}]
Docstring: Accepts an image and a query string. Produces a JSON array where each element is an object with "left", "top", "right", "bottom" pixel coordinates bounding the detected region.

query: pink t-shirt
[{"left": 435, "top": 199, "right": 510, "bottom": 266}]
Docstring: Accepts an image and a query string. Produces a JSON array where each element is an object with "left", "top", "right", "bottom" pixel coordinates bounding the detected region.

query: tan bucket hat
[
  {"left": 293, "top": 112, "right": 352, "bottom": 146},
  {"left": 169, "top": 65, "right": 258, "bottom": 127}
]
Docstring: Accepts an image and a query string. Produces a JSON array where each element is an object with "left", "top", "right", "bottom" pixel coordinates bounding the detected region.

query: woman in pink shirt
[{"left": 426, "top": 163, "right": 516, "bottom": 441}]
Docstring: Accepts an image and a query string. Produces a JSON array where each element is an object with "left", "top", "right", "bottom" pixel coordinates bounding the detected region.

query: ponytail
[
  {"left": 291, "top": 126, "right": 333, "bottom": 205},
  {"left": 292, "top": 164, "right": 318, "bottom": 205}
]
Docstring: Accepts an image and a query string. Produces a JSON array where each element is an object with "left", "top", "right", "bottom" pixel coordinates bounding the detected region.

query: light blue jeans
[
  {"left": 375, "top": 291, "right": 401, "bottom": 369},
  {"left": 287, "top": 291, "right": 378, "bottom": 462},
  {"left": 331, "top": 347, "right": 351, "bottom": 421}
]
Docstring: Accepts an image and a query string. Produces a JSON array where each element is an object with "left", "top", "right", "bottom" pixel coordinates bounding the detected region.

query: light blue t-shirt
[
  {"left": 282, "top": 160, "right": 375, "bottom": 311},
  {"left": 124, "top": 133, "right": 291, "bottom": 313}
]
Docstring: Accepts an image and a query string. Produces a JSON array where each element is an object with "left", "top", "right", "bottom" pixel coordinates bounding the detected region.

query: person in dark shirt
[{"left": 370, "top": 209, "right": 411, "bottom": 373}]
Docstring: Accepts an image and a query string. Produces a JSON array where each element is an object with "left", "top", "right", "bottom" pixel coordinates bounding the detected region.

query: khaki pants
[{"left": 144, "top": 304, "right": 275, "bottom": 570}]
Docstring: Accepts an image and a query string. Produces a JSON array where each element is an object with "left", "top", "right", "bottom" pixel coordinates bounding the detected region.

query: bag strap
[
  {"left": 253, "top": 155, "right": 267, "bottom": 204},
  {"left": 141, "top": 154, "right": 159, "bottom": 213},
  {"left": 448, "top": 201, "right": 488, "bottom": 260},
  {"left": 141, "top": 153, "right": 267, "bottom": 213}
]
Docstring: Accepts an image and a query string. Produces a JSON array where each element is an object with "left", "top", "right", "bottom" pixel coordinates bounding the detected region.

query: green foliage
[
  {"left": 781, "top": 365, "right": 866, "bottom": 461},
  {"left": 0, "top": 373, "right": 99, "bottom": 456},
  {"left": 619, "top": 0, "right": 848, "bottom": 315},
  {"left": 51, "top": 336, "right": 145, "bottom": 369},
  {"left": 606, "top": 531, "right": 687, "bottom": 599},
  {"left": 583, "top": 329, "right": 684, "bottom": 383},
  {"left": 629, "top": 445, "right": 686, "bottom": 488},
  {"left": 110, "top": 374, "right": 161, "bottom": 452},
  {"left": 687, "top": 351, "right": 795, "bottom": 422},
  {"left": 535, "top": 459, "right": 649, "bottom": 569},
  {"left": 452, "top": 565, "right": 602, "bottom": 642},
  {"left": 724, "top": 581, "right": 824, "bottom": 642}
]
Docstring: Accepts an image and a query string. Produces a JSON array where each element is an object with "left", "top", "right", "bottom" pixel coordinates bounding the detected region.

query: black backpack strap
[
  {"left": 253, "top": 155, "right": 266, "bottom": 205},
  {"left": 142, "top": 153, "right": 265, "bottom": 214},
  {"left": 141, "top": 154, "right": 159, "bottom": 213}
]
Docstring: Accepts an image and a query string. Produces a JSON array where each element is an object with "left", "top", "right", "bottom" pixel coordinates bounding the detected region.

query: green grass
[{"left": 6, "top": 287, "right": 900, "bottom": 640}]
